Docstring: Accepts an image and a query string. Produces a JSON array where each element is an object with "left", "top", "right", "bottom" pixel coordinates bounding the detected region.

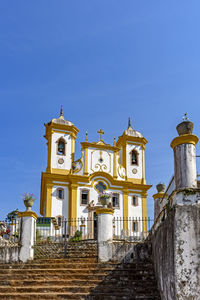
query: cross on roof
[{"left": 97, "top": 128, "right": 104, "bottom": 141}]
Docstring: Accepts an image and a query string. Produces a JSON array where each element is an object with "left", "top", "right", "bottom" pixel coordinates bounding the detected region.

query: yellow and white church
[{"left": 40, "top": 108, "right": 151, "bottom": 230}]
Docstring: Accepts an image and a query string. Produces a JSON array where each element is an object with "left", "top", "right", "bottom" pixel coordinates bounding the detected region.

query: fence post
[
  {"left": 96, "top": 208, "right": 114, "bottom": 262},
  {"left": 18, "top": 211, "right": 38, "bottom": 262}
]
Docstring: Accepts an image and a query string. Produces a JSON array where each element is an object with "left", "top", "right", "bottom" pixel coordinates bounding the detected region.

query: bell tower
[
  {"left": 44, "top": 106, "right": 79, "bottom": 174},
  {"left": 116, "top": 118, "right": 147, "bottom": 184}
]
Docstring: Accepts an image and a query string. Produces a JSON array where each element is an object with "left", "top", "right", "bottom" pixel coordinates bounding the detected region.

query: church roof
[
  {"left": 123, "top": 118, "right": 143, "bottom": 138},
  {"left": 51, "top": 106, "right": 73, "bottom": 126}
]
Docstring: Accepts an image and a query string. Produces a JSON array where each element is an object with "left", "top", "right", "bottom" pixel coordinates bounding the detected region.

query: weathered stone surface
[
  {"left": 174, "top": 143, "right": 197, "bottom": 189},
  {"left": 151, "top": 208, "right": 175, "bottom": 300},
  {"left": 174, "top": 204, "right": 200, "bottom": 299},
  {"left": 0, "top": 246, "right": 19, "bottom": 263},
  {"left": 151, "top": 204, "right": 200, "bottom": 300}
]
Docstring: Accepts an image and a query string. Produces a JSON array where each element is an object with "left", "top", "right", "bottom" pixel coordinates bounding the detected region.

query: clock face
[
  {"left": 132, "top": 168, "right": 137, "bottom": 174},
  {"left": 58, "top": 158, "right": 64, "bottom": 164}
]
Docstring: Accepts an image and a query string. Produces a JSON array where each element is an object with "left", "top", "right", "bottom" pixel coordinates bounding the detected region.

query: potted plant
[
  {"left": 99, "top": 192, "right": 112, "bottom": 208},
  {"left": 22, "top": 193, "right": 36, "bottom": 211}
]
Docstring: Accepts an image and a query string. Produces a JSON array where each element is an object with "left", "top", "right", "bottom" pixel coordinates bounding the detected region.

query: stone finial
[
  {"left": 128, "top": 117, "right": 131, "bottom": 129},
  {"left": 85, "top": 131, "right": 88, "bottom": 142},
  {"left": 58, "top": 105, "right": 65, "bottom": 120},
  {"left": 113, "top": 137, "right": 116, "bottom": 146},
  {"left": 176, "top": 113, "right": 194, "bottom": 136},
  {"left": 60, "top": 105, "right": 63, "bottom": 117},
  {"left": 156, "top": 183, "right": 165, "bottom": 193}
]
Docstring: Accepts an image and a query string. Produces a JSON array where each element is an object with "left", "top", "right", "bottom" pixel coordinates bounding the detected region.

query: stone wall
[
  {"left": 151, "top": 208, "right": 175, "bottom": 300},
  {"left": 151, "top": 204, "right": 200, "bottom": 300},
  {"left": 98, "top": 240, "right": 152, "bottom": 263},
  {"left": 0, "top": 246, "right": 19, "bottom": 263}
]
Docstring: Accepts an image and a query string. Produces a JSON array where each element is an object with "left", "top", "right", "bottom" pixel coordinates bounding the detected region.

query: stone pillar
[
  {"left": 152, "top": 119, "right": 200, "bottom": 300},
  {"left": 96, "top": 208, "right": 114, "bottom": 262},
  {"left": 153, "top": 183, "right": 165, "bottom": 220},
  {"left": 18, "top": 211, "right": 38, "bottom": 263},
  {"left": 170, "top": 120, "right": 198, "bottom": 190}
]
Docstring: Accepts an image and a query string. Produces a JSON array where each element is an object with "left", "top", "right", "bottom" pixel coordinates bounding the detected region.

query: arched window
[
  {"left": 131, "top": 150, "right": 138, "bottom": 165},
  {"left": 132, "top": 196, "right": 138, "bottom": 206},
  {"left": 57, "top": 188, "right": 64, "bottom": 200},
  {"left": 57, "top": 138, "right": 65, "bottom": 155},
  {"left": 95, "top": 181, "right": 106, "bottom": 193}
]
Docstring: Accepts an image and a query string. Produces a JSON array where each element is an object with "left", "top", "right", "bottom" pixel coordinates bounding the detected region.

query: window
[
  {"left": 57, "top": 188, "right": 64, "bottom": 200},
  {"left": 95, "top": 181, "right": 106, "bottom": 193},
  {"left": 81, "top": 190, "right": 89, "bottom": 205},
  {"left": 57, "top": 138, "right": 65, "bottom": 155},
  {"left": 131, "top": 150, "right": 138, "bottom": 165},
  {"left": 112, "top": 193, "right": 119, "bottom": 208},
  {"left": 133, "top": 221, "right": 138, "bottom": 232},
  {"left": 132, "top": 196, "right": 138, "bottom": 206},
  {"left": 57, "top": 216, "right": 62, "bottom": 227}
]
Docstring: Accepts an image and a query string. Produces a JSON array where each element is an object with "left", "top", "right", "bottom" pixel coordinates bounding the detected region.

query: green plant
[
  {"left": 22, "top": 193, "right": 36, "bottom": 201},
  {"left": 177, "top": 188, "right": 197, "bottom": 196},
  {"left": 70, "top": 230, "right": 82, "bottom": 242}
]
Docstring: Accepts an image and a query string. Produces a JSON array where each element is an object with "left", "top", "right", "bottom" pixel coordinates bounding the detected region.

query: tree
[{"left": 6, "top": 209, "right": 19, "bottom": 222}]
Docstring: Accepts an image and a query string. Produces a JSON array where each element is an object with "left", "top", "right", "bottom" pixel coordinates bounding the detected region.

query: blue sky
[{"left": 0, "top": 1, "right": 200, "bottom": 220}]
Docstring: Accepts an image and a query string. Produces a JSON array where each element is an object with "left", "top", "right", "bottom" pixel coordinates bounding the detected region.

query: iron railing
[
  {"left": 113, "top": 217, "right": 154, "bottom": 241},
  {"left": 36, "top": 217, "right": 97, "bottom": 244}
]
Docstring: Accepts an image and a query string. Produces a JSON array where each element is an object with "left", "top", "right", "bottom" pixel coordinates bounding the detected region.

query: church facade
[{"left": 40, "top": 108, "right": 151, "bottom": 233}]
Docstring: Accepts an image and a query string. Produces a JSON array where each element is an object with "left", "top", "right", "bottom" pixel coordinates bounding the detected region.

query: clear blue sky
[{"left": 1, "top": 1, "right": 200, "bottom": 220}]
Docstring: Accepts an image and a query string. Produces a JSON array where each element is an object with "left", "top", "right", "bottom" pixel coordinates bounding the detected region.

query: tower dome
[
  {"left": 50, "top": 105, "right": 73, "bottom": 126},
  {"left": 123, "top": 118, "right": 143, "bottom": 138}
]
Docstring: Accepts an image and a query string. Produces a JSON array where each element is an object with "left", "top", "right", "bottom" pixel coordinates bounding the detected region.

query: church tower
[
  {"left": 40, "top": 107, "right": 79, "bottom": 217},
  {"left": 45, "top": 106, "right": 79, "bottom": 174},
  {"left": 116, "top": 118, "right": 147, "bottom": 184}
]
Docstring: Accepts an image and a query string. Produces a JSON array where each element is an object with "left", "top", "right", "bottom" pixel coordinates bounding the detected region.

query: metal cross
[{"left": 97, "top": 128, "right": 104, "bottom": 141}]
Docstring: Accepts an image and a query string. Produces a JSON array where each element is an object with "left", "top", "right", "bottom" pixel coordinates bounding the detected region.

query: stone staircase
[{"left": 0, "top": 241, "right": 161, "bottom": 299}]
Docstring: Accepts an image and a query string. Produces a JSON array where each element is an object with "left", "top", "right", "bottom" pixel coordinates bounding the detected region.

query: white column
[
  {"left": 18, "top": 211, "right": 38, "bottom": 263},
  {"left": 96, "top": 208, "right": 114, "bottom": 262},
  {"left": 171, "top": 133, "right": 198, "bottom": 190}
]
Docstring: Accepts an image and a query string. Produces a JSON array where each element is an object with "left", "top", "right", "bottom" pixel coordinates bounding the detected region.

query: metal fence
[
  {"left": 36, "top": 217, "right": 97, "bottom": 244},
  {"left": 36, "top": 217, "right": 154, "bottom": 243},
  {"left": 113, "top": 217, "right": 154, "bottom": 241}
]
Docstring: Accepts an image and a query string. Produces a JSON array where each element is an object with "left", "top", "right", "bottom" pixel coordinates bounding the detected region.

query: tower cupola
[{"left": 44, "top": 106, "right": 79, "bottom": 173}]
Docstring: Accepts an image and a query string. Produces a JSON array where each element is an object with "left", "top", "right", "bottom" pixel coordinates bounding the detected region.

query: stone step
[
  {"left": 0, "top": 286, "right": 94, "bottom": 293},
  {"left": 0, "top": 263, "right": 114, "bottom": 269},
  {"left": 0, "top": 292, "right": 88, "bottom": 299},
  {"left": 0, "top": 273, "right": 156, "bottom": 281},
  {"left": 0, "top": 294, "right": 161, "bottom": 300},
  {"left": 0, "top": 268, "right": 156, "bottom": 276},
  {"left": 0, "top": 285, "right": 161, "bottom": 294},
  {"left": 86, "top": 295, "right": 161, "bottom": 300},
  {"left": 0, "top": 262, "right": 154, "bottom": 269},
  {"left": 33, "top": 258, "right": 98, "bottom": 263},
  {"left": 0, "top": 278, "right": 158, "bottom": 287}
]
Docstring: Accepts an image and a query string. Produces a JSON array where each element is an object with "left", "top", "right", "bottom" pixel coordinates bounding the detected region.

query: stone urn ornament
[
  {"left": 156, "top": 183, "right": 165, "bottom": 193},
  {"left": 22, "top": 193, "right": 36, "bottom": 211},
  {"left": 98, "top": 192, "right": 112, "bottom": 208},
  {"left": 176, "top": 113, "right": 194, "bottom": 136}
]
